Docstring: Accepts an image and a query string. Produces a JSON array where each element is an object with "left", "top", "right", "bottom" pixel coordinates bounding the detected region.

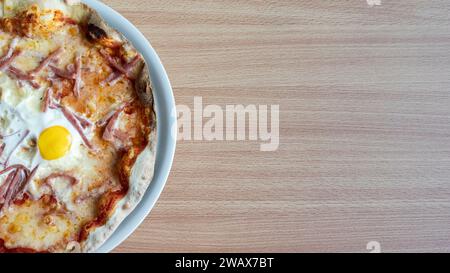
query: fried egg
[
  {"left": 0, "top": 101, "right": 84, "bottom": 163},
  {"left": 0, "top": 91, "right": 102, "bottom": 207}
]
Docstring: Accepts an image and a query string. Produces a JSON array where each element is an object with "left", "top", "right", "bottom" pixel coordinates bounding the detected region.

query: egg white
[
  {"left": 0, "top": 78, "right": 100, "bottom": 201},
  {"left": 1, "top": 99, "right": 83, "bottom": 160}
]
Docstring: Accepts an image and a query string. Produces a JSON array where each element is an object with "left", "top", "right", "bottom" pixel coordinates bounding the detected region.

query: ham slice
[
  {"left": 0, "top": 169, "right": 13, "bottom": 194},
  {"left": 0, "top": 38, "right": 21, "bottom": 71},
  {"left": 96, "top": 103, "right": 128, "bottom": 127},
  {"left": 73, "top": 53, "right": 83, "bottom": 98},
  {"left": 0, "top": 143, "right": 5, "bottom": 158},
  {"left": 102, "top": 110, "right": 121, "bottom": 142},
  {"left": 42, "top": 87, "right": 52, "bottom": 112},
  {"left": 15, "top": 165, "right": 39, "bottom": 200},
  {"left": 112, "top": 129, "right": 129, "bottom": 143},
  {"left": 97, "top": 102, "right": 132, "bottom": 146},
  {"left": 3, "top": 169, "right": 25, "bottom": 207},
  {"left": 0, "top": 171, "right": 16, "bottom": 208},
  {"left": 0, "top": 164, "right": 38, "bottom": 211},
  {"left": 2, "top": 38, "right": 19, "bottom": 59},
  {"left": 100, "top": 50, "right": 141, "bottom": 86},
  {"left": 99, "top": 49, "right": 127, "bottom": 74},
  {"left": 100, "top": 72, "right": 122, "bottom": 87},
  {"left": 44, "top": 173, "right": 78, "bottom": 186},
  {"left": 53, "top": 104, "right": 94, "bottom": 150},
  {"left": 0, "top": 165, "right": 30, "bottom": 177},
  {"left": 124, "top": 55, "right": 141, "bottom": 72},
  {"left": 63, "top": 16, "right": 78, "bottom": 25},
  {"left": 0, "top": 49, "right": 21, "bottom": 71},
  {"left": 52, "top": 54, "right": 83, "bottom": 97},
  {"left": 72, "top": 112, "right": 93, "bottom": 130},
  {"left": 1, "top": 39, "right": 63, "bottom": 89},
  {"left": 49, "top": 64, "right": 76, "bottom": 79},
  {"left": 30, "top": 47, "right": 63, "bottom": 76},
  {"left": 0, "top": 131, "right": 20, "bottom": 139},
  {"left": 7, "top": 66, "right": 41, "bottom": 89}
]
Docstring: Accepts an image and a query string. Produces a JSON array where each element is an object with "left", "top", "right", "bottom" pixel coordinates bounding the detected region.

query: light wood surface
[{"left": 105, "top": 0, "right": 450, "bottom": 253}]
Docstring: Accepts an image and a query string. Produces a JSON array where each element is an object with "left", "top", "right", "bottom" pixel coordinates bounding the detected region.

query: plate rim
[{"left": 80, "top": 0, "right": 177, "bottom": 253}]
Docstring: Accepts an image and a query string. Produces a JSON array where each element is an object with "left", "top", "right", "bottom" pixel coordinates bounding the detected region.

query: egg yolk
[{"left": 38, "top": 126, "right": 72, "bottom": 160}]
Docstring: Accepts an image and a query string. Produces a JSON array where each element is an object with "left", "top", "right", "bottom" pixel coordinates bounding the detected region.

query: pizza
[{"left": 0, "top": 0, "right": 156, "bottom": 253}]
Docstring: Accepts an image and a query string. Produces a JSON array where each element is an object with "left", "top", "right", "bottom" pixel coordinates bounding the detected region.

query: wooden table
[{"left": 108, "top": 0, "right": 450, "bottom": 253}]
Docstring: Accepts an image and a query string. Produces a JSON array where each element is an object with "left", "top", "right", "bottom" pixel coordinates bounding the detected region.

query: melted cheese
[
  {"left": 0, "top": 73, "right": 32, "bottom": 106},
  {"left": 3, "top": 0, "right": 85, "bottom": 20},
  {"left": 0, "top": 200, "right": 73, "bottom": 251}
]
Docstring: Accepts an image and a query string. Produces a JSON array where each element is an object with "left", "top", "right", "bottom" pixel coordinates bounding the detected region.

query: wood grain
[{"left": 104, "top": 0, "right": 450, "bottom": 253}]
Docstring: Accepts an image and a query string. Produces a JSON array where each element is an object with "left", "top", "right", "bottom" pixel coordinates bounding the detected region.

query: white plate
[{"left": 80, "top": 0, "right": 177, "bottom": 253}]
